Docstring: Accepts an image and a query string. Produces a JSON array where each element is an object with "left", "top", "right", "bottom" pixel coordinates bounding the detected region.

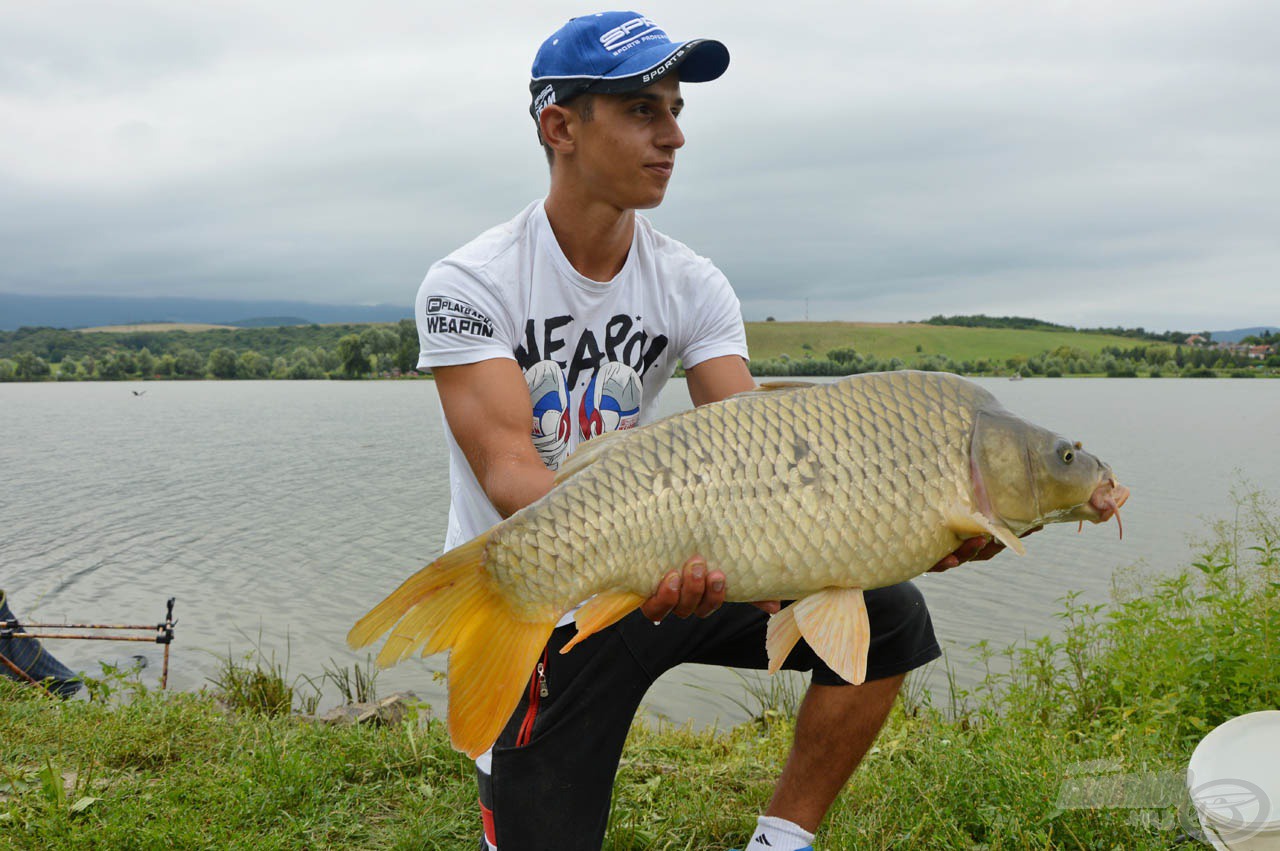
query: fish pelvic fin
[
  {"left": 560, "top": 590, "right": 647, "bottom": 654},
  {"left": 765, "top": 604, "right": 804, "bottom": 675},
  {"left": 346, "top": 532, "right": 557, "bottom": 758},
  {"left": 792, "top": 587, "right": 870, "bottom": 685},
  {"left": 946, "top": 507, "right": 1026, "bottom": 556}
]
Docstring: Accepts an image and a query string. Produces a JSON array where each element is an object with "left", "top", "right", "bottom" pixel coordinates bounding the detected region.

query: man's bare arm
[
  {"left": 433, "top": 359, "right": 555, "bottom": 518},
  {"left": 433, "top": 358, "right": 712, "bottom": 620},
  {"left": 685, "top": 353, "right": 756, "bottom": 407}
]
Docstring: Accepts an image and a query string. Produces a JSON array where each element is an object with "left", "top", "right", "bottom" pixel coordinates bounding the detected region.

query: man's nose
[{"left": 657, "top": 111, "right": 684, "bottom": 149}]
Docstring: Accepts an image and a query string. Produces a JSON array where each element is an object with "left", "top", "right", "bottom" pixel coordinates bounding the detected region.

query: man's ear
[{"left": 539, "top": 104, "right": 576, "bottom": 157}]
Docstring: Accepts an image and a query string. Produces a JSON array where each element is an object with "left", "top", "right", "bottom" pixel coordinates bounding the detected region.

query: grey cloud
[{"left": 1, "top": 0, "right": 1277, "bottom": 330}]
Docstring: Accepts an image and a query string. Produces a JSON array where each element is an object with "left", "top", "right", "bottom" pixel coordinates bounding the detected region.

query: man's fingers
[
  {"left": 928, "top": 554, "right": 960, "bottom": 573},
  {"left": 640, "top": 571, "right": 680, "bottom": 621},
  {"left": 970, "top": 527, "right": 1041, "bottom": 562},
  {"left": 694, "top": 569, "right": 727, "bottom": 618},
  {"left": 929, "top": 536, "right": 989, "bottom": 572},
  {"left": 643, "top": 556, "right": 734, "bottom": 622},
  {"left": 673, "top": 557, "right": 707, "bottom": 618},
  {"left": 751, "top": 600, "right": 781, "bottom": 614},
  {"left": 970, "top": 539, "right": 1006, "bottom": 562}
]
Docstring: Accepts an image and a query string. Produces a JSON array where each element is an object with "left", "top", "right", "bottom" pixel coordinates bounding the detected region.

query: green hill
[{"left": 744, "top": 322, "right": 1144, "bottom": 363}]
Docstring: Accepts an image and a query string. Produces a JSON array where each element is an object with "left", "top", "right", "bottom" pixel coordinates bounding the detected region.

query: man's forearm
[{"left": 482, "top": 454, "right": 557, "bottom": 518}]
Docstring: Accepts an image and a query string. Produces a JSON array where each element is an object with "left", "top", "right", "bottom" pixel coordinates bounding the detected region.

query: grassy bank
[{"left": 2, "top": 497, "right": 1276, "bottom": 849}]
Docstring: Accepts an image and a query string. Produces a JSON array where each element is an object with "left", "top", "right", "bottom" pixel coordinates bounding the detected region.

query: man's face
[{"left": 568, "top": 75, "right": 685, "bottom": 210}]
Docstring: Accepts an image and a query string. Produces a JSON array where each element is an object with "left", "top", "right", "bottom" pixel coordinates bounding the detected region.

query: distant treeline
[
  {"left": 2, "top": 320, "right": 1277, "bottom": 382},
  {"left": 922, "top": 314, "right": 1196, "bottom": 343},
  {"left": 0, "top": 323, "right": 393, "bottom": 362},
  {"left": 0, "top": 322, "right": 420, "bottom": 382},
  {"left": 751, "top": 343, "right": 1278, "bottom": 379}
]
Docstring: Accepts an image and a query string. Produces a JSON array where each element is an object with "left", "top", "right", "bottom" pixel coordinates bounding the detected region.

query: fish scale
[
  {"left": 349, "top": 370, "right": 1129, "bottom": 757},
  {"left": 485, "top": 373, "right": 977, "bottom": 611}
]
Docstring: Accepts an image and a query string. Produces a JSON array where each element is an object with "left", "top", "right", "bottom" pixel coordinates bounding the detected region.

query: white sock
[{"left": 747, "top": 815, "right": 815, "bottom": 850}]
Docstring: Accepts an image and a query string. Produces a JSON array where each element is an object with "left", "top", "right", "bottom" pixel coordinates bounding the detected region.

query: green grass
[
  {"left": 2, "top": 494, "right": 1276, "bottom": 849},
  {"left": 744, "top": 321, "right": 1147, "bottom": 364}
]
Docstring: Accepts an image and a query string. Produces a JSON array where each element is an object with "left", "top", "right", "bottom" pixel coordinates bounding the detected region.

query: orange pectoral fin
[{"left": 560, "top": 590, "right": 647, "bottom": 654}]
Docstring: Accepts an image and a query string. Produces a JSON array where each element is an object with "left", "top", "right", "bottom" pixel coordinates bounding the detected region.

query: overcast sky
[{"left": 2, "top": 1, "right": 1276, "bottom": 330}]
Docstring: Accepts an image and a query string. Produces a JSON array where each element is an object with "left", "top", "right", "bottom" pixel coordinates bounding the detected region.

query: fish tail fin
[{"left": 347, "top": 533, "right": 556, "bottom": 758}]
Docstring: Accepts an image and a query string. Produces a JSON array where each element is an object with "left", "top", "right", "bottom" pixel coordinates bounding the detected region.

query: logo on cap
[
  {"left": 533, "top": 84, "right": 557, "bottom": 120},
  {"left": 599, "top": 16, "right": 664, "bottom": 56}
]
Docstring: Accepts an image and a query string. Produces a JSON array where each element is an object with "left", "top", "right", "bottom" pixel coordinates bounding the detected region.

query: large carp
[{"left": 349, "top": 370, "right": 1128, "bottom": 757}]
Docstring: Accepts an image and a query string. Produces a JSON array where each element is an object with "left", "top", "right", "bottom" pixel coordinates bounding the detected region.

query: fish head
[{"left": 972, "top": 408, "right": 1130, "bottom": 532}]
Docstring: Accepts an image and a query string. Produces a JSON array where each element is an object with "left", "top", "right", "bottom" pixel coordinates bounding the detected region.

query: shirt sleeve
[
  {"left": 678, "top": 264, "right": 750, "bottom": 369},
  {"left": 416, "top": 260, "right": 516, "bottom": 370}
]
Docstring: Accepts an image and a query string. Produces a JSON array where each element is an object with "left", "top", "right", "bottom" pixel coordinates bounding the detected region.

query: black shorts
[{"left": 479, "top": 581, "right": 939, "bottom": 851}]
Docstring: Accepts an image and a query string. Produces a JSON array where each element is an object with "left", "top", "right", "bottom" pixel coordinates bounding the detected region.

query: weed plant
[{"left": 1, "top": 495, "right": 1276, "bottom": 849}]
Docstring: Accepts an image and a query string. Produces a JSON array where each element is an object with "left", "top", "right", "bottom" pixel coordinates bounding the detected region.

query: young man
[{"left": 415, "top": 13, "right": 1001, "bottom": 851}]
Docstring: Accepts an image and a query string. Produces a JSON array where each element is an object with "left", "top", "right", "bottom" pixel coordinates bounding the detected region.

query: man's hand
[
  {"left": 929, "top": 526, "right": 1043, "bottom": 572},
  {"left": 640, "top": 556, "right": 782, "bottom": 621}
]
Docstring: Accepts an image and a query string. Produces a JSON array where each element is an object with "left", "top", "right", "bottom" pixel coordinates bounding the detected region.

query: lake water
[{"left": 2, "top": 378, "right": 1276, "bottom": 726}]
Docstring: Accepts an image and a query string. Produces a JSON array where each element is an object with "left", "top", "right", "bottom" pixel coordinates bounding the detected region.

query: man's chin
[{"left": 632, "top": 189, "right": 668, "bottom": 211}]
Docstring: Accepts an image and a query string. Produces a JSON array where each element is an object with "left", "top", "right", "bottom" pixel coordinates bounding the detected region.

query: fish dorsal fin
[
  {"left": 553, "top": 429, "right": 632, "bottom": 485},
  {"left": 728, "top": 380, "right": 815, "bottom": 400},
  {"left": 945, "top": 507, "right": 1026, "bottom": 555}
]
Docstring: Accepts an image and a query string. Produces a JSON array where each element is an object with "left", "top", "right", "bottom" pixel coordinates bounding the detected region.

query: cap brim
[{"left": 583, "top": 38, "right": 729, "bottom": 94}]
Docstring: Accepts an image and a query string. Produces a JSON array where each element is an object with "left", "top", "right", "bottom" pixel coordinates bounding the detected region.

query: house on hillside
[
  {"left": 1184, "top": 334, "right": 1208, "bottom": 346},
  {"left": 1248, "top": 345, "right": 1273, "bottom": 359}
]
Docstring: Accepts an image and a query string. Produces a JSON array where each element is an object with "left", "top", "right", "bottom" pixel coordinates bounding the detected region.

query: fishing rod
[{"left": 0, "top": 597, "right": 178, "bottom": 689}]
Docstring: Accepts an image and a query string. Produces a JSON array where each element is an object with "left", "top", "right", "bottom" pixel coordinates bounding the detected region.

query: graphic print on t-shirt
[
  {"left": 524, "top": 360, "right": 572, "bottom": 471},
  {"left": 579, "top": 361, "right": 641, "bottom": 439},
  {"left": 522, "top": 358, "right": 643, "bottom": 470},
  {"left": 515, "top": 312, "right": 658, "bottom": 471},
  {"left": 422, "top": 295, "right": 495, "bottom": 338},
  {"left": 514, "top": 313, "right": 668, "bottom": 390}
]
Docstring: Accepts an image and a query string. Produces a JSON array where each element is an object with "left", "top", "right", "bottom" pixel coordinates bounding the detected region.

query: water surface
[{"left": 2, "top": 378, "right": 1275, "bottom": 724}]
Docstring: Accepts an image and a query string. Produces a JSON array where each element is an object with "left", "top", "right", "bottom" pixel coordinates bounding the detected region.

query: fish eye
[{"left": 1061, "top": 447, "right": 1075, "bottom": 464}]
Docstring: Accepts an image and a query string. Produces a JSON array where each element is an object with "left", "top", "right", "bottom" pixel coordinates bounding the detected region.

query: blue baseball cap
[{"left": 529, "top": 12, "right": 729, "bottom": 125}]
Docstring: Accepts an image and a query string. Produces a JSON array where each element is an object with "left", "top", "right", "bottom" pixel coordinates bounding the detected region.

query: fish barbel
[{"left": 349, "top": 370, "right": 1128, "bottom": 757}]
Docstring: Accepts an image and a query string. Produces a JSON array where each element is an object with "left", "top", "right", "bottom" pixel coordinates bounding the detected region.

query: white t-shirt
[{"left": 416, "top": 199, "right": 748, "bottom": 552}]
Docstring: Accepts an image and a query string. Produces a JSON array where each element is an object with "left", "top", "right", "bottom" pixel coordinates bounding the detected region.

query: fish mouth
[
  {"left": 1081, "top": 476, "right": 1130, "bottom": 538},
  {"left": 1088, "top": 477, "right": 1129, "bottom": 522}
]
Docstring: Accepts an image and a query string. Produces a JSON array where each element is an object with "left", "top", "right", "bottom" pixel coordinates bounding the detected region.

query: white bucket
[{"left": 1188, "top": 711, "right": 1280, "bottom": 850}]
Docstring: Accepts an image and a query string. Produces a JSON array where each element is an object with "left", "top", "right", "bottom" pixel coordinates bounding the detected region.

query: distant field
[
  {"left": 744, "top": 322, "right": 1145, "bottom": 363},
  {"left": 76, "top": 322, "right": 237, "bottom": 333}
]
